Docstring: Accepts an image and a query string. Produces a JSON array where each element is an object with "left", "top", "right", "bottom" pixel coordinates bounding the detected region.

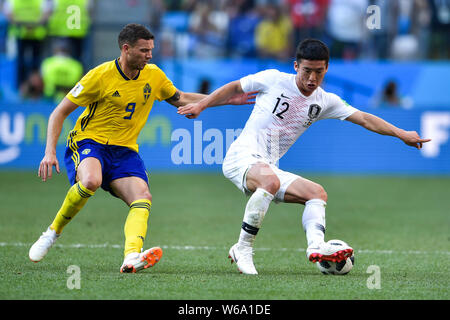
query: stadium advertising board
[{"left": 0, "top": 102, "right": 448, "bottom": 174}]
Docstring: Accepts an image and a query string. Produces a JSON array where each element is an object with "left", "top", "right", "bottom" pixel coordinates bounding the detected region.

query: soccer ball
[{"left": 316, "top": 239, "right": 354, "bottom": 275}]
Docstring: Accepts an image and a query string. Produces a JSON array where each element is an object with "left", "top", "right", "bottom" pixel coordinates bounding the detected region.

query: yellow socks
[
  {"left": 123, "top": 199, "right": 151, "bottom": 257},
  {"left": 50, "top": 185, "right": 151, "bottom": 258},
  {"left": 50, "top": 181, "right": 95, "bottom": 234}
]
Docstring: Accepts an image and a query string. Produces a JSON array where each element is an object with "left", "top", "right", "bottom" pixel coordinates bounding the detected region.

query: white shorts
[{"left": 222, "top": 148, "right": 301, "bottom": 203}]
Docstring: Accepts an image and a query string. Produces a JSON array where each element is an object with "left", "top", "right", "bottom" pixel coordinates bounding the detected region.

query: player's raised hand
[
  {"left": 177, "top": 103, "right": 203, "bottom": 119},
  {"left": 399, "top": 130, "right": 431, "bottom": 149},
  {"left": 227, "top": 90, "right": 258, "bottom": 105},
  {"left": 38, "top": 152, "right": 60, "bottom": 182}
]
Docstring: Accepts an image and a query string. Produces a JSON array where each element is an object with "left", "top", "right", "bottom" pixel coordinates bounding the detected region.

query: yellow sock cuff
[
  {"left": 129, "top": 199, "right": 152, "bottom": 212},
  {"left": 76, "top": 181, "right": 95, "bottom": 198}
]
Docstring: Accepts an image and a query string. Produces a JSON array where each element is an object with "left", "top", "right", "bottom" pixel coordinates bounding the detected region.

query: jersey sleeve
[
  {"left": 319, "top": 92, "right": 359, "bottom": 120},
  {"left": 153, "top": 67, "right": 177, "bottom": 101},
  {"left": 66, "top": 67, "right": 101, "bottom": 107},
  {"left": 240, "top": 69, "right": 280, "bottom": 93}
]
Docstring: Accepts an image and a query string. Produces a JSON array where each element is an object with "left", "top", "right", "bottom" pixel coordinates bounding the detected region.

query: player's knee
[
  {"left": 141, "top": 191, "right": 152, "bottom": 203},
  {"left": 312, "top": 184, "right": 327, "bottom": 202},
  {"left": 79, "top": 175, "right": 102, "bottom": 192},
  {"left": 134, "top": 187, "right": 152, "bottom": 203},
  {"left": 261, "top": 175, "right": 281, "bottom": 195},
  {"left": 127, "top": 191, "right": 152, "bottom": 207},
  {"left": 247, "top": 164, "right": 280, "bottom": 195}
]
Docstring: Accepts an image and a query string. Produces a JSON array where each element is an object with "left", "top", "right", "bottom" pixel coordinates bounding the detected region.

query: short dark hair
[
  {"left": 118, "top": 23, "right": 154, "bottom": 49},
  {"left": 295, "top": 39, "right": 330, "bottom": 66}
]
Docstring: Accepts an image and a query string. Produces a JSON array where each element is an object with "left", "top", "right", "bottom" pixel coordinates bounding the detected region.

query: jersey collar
[{"left": 115, "top": 58, "right": 140, "bottom": 80}]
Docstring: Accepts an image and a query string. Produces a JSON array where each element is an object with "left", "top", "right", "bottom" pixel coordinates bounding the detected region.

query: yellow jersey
[{"left": 66, "top": 59, "right": 177, "bottom": 152}]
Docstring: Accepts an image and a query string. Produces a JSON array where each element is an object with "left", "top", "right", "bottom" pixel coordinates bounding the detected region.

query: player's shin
[
  {"left": 302, "top": 199, "right": 326, "bottom": 247},
  {"left": 238, "top": 188, "right": 274, "bottom": 247},
  {"left": 123, "top": 199, "right": 151, "bottom": 257},
  {"left": 50, "top": 181, "right": 95, "bottom": 234}
]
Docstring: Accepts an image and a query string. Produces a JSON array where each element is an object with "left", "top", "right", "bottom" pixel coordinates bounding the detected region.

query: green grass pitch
[{"left": 0, "top": 171, "right": 448, "bottom": 300}]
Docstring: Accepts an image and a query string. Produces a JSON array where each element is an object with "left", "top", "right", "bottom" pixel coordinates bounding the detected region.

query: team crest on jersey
[
  {"left": 303, "top": 104, "right": 322, "bottom": 128},
  {"left": 81, "top": 149, "right": 91, "bottom": 155},
  {"left": 143, "top": 83, "right": 151, "bottom": 104}
]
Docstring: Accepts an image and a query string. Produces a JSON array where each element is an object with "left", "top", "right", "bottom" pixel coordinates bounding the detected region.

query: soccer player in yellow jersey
[{"left": 29, "top": 23, "right": 256, "bottom": 273}]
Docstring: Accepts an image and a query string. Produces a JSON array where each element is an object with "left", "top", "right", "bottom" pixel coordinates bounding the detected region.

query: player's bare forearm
[
  {"left": 177, "top": 81, "right": 245, "bottom": 118},
  {"left": 346, "top": 111, "right": 431, "bottom": 149},
  {"left": 347, "top": 111, "right": 400, "bottom": 136},
  {"left": 45, "top": 111, "right": 65, "bottom": 154},
  {"left": 39, "top": 98, "right": 78, "bottom": 181},
  {"left": 45, "top": 98, "right": 78, "bottom": 153},
  {"left": 166, "top": 91, "right": 207, "bottom": 108},
  {"left": 203, "top": 81, "right": 244, "bottom": 108},
  {"left": 169, "top": 81, "right": 245, "bottom": 109}
]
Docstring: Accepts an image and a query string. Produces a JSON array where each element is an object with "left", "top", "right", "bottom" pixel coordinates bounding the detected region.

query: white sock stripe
[{"left": 303, "top": 222, "right": 326, "bottom": 233}]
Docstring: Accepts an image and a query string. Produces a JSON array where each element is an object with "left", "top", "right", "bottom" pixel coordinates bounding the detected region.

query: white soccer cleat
[
  {"left": 120, "top": 247, "right": 163, "bottom": 273},
  {"left": 228, "top": 243, "right": 258, "bottom": 275},
  {"left": 306, "top": 241, "right": 353, "bottom": 263},
  {"left": 29, "top": 227, "right": 59, "bottom": 262}
]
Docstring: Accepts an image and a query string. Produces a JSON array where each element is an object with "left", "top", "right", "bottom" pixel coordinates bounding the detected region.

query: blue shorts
[{"left": 64, "top": 139, "right": 149, "bottom": 196}]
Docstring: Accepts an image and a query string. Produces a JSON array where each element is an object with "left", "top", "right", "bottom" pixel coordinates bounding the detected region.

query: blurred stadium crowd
[{"left": 0, "top": 0, "right": 449, "bottom": 103}]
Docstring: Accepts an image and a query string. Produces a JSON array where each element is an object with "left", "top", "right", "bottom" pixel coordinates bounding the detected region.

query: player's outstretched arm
[
  {"left": 177, "top": 80, "right": 248, "bottom": 119},
  {"left": 39, "top": 97, "right": 79, "bottom": 182},
  {"left": 168, "top": 82, "right": 256, "bottom": 119},
  {"left": 346, "top": 111, "right": 431, "bottom": 149},
  {"left": 165, "top": 90, "right": 205, "bottom": 108}
]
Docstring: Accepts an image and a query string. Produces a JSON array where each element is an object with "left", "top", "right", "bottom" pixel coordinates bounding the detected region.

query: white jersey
[{"left": 229, "top": 69, "right": 358, "bottom": 164}]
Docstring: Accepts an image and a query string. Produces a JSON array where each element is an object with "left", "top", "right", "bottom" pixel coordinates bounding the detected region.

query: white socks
[
  {"left": 302, "top": 199, "right": 327, "bottom": 247},
  {"left": 238, "top": 188, "right": 274, "bottom": 247},
  {"left": 237, "top": 192, "right": 326, "bottom": 249}
]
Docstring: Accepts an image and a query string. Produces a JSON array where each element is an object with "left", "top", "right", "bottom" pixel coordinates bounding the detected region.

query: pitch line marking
[{"left": 0, "top": 242, "right": 449, "bottom": 256}]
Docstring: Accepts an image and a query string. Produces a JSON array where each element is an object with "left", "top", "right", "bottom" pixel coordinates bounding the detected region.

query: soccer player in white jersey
[{"left": 177, "top": 39, "right": 431, "bottom": 275}]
